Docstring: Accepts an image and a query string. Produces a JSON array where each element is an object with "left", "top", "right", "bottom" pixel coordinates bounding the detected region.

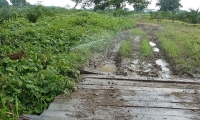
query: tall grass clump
[
  {"left": 131, "top": 28, "right": 146, "bottom": 36},
  {"left": 119, "top": 40, "right": 133, "bottom": 58},
  {"left": 141, "top": 37, "right": 153, "bottom": 57}
]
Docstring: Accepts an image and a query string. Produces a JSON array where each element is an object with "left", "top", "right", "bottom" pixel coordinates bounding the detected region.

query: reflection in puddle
[
  {"left": 153, "top": 48, "right": 159, "bottom": 52},
  {"left": 156, "top": 59, "right": 171, "bottom": 78},
  {"left": 149, "top": 42, "right": 156, "bottom": 47},
  {"left": 98, "top": 64, "right": 117, "bottom": 74},
  {"left": 131, "top": 59, "right": 139, "bottom": 65}
]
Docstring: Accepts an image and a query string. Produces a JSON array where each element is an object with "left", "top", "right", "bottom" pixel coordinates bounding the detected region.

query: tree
[
  {"left": 72, "top": 0, "right": 82, "bottom": 8},
  {"left": 187, "top": 8, "right": 199, "bottom": 24},
  {"left": 10, "top": 0, "right": 26, "bottom": 6},
  {"left": 0, "top": 0, "right": 8, "bottom": 7},
  {"left": 92, "top": 0, "right": 150, "bottom": 11},
  {"left": 133, "top": 0, "right": 150, "bottom": 12},
  {"left": 156, "top": 0, "right": 182, "bottom": 11}
]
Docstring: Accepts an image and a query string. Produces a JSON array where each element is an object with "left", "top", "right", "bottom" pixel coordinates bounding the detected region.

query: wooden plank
[
  {"left": 55, "top": 89, "right": 197, "bottom": 103},
  {"left": 81, "top": 74, "right": 200, "bottom": 84},
  {"left": 41, "top": 110, "right": 77, "bottom": 120},
  {"left": 41, "top": 107, "right": 200, "bottom": 119},
  {"left": 48, "top": 100, "right": 200, "bottom": 111},
  {"left": 81, "top": 78, "right": 200, "bottom": 89},
  {"left": 94, "top": 106, "right": 200, "bottom": 118},
  {"left": 78, "top": 85, "right": 197, "bottom": 93},
  {"left": 58, "top": 89, "right": 197, "bottom": 98}
]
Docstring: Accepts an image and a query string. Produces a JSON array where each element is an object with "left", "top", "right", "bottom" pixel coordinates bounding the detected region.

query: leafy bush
[
  {"left": 150, "top": 10, "right": 200, "bottom": 24},
  {"left": 26, "top": 6, "right": 43, "bottom": 23},
  {"left": 0, "top": 8, "right": 136, "bottom": 119}
]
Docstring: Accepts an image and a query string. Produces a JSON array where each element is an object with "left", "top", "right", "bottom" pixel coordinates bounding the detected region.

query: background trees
[
  {"left": 156, "top": 0, "right": 182, "bottom": 11},
  {"left": 72, "top": 0, "right": 83, "bottom": 8},
  {"left": 133, "top": 0, "right": 150, "bottom": 12},
  {"left": 0, "top": 0, "right": 8, "bottom": 7},
  {"left": 10, "top": 0, "right": 26, "bottom": 6},
  {"left": 92, "top": 0, "right": 151, "bottom": 11}
]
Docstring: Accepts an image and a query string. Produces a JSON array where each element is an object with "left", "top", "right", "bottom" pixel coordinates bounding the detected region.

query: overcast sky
[{"left": 25, "top": 0, "right": 200, "bottom": 10}]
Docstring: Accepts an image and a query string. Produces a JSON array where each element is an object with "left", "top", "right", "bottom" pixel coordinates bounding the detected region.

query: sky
[{"left": 22, "top": 0, "right": 200, "bottom": 10}]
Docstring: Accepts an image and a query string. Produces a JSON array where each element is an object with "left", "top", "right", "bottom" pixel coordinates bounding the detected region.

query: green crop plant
[
  {"left": 141, "top": 37, "right": 153, "bottom": 57},
  {"left": 119, "top": 40, "right": 133, "bottom": 58}
]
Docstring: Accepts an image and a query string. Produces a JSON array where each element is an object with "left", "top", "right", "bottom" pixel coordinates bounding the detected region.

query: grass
[
  {"left": 131, "top": 28, "right": 146, "bottom": 36},
  {"left": 135, "top": 16, "right": 200, "bottom": 73},
  {"left": 141, "top": 37, "right": 153, "bottom": 57},
  {"left": 131, "top": 13, "right": 200, "bottom": 73},
  {"left": 119, "top": 40, "right": 133, "bottom": 58}
]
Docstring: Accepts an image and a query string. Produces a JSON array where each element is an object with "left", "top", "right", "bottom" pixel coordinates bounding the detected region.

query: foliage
[
  {"left": 131, "top": 28, "right": 146, "bottom": 36},
  {"left": 133, "top": 0, "right": 150, "bottom": 12},
  {"left": 150, "top": 9, "right": 200, "bottom": 24},
  {"left": 25, "top": 5, "right": 56, "bottom": 23},
  {"left": 141, "top": 37, "right": 152, "bottom": 57},
  {"left": 156, "top": 0, "right": 182, "bottom": 11},
  {"left": 72, "top": 0, "right": 83, "bottom": 8},
  {"left": 92, "top": 0, "right": 150, "bottom": 11},
  {"left": 25, "top": 6, "right": 42, "bottom": 23},
  {"left": 119, "top": 40, "right": 133, "bottom": 58},
  {"left": 0, "top": 0, "right": 8, "bottom": 7},
  {"left": 155, "top": 21, "right": 200, "bottom": 73},
  {"left": 10, "top": 0, "right": 26, "bottom": 6},
  {"left": 187, "top": 8, "right": 200, "bottom": 24},
  {"left": 0, "top": 7, "right": 135, "bottom": 119}
]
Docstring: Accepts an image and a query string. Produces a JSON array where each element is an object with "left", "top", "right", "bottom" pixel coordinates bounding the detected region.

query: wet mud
[{"left": 86, "top": 23, "right": 174, "bottom": 79}]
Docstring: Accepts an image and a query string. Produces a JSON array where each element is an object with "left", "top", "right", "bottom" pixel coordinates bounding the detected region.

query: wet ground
[
  {"left": 22, "top": 23, "right": 200, "bottom": 120},
  {"left": 96, "top": 23, "right": 172, "bottom": 79}
]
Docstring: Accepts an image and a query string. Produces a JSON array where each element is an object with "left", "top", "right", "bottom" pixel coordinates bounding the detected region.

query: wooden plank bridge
[{"left": 24, "top": 73, "right": 200, "bottom": 120}]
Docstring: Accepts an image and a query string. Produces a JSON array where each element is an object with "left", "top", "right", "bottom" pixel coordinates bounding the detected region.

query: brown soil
[{"left": 86, "top": 22, "right": 174, "bottom": 79}]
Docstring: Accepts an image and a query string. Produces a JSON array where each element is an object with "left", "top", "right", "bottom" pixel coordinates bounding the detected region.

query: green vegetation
[
  {"left": 0, "top": 6, "right": 135, "bottom": 119},
  {"left": 141, "top": 37, "right": 153, "bottom": 57},
  {"left": 131, "top": 28, "right": 146, "bottom": 36},
  {"left": 154, "top": 21, "right": 200, "bottom": 73},
  {"left": 150, "top": 9, "right": 200, "bottom": 24},
  {"left": 119, "top": 40, "right": 133, "bottom": 58},
  {"left": 156, "top": 0, "right": 182, "bottom": 11}
]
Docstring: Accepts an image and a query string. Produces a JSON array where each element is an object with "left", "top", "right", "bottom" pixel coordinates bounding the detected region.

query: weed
[
  {"left": 119, "top": 40, "right": 133, "bottom": 58},
  {"left": 141, "top": 37, "right": 153, "bottom": 57},
  {"left": 131, "top": 28, "right": 146, "bottom": 36}
]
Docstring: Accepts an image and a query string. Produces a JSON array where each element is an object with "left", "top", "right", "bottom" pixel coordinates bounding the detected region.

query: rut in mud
[
  {"left": 23, "top": 23, "right": 200, "bottom": 120},
  {"left": 92, "top": 23, "right": 172, "bottom": 79}
]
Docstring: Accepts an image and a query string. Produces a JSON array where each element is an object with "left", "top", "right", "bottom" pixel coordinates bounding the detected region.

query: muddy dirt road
[{"left": 24, "top": 23, "right": 200, "bottom": 120}]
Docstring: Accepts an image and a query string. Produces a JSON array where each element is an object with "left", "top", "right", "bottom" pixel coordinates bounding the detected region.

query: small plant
[
  {"left": 141, "top": 37, "right": 153, "bottom": 57},
  {"left": 131, "top": 28, "right": 146, "bottom": 36},
  {"left": 119, "top": 40, "right": 133, "bottom": 58}
]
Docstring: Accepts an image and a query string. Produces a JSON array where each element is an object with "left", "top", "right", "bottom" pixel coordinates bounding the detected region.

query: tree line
[
  {"left": 0, "top": 0, "right": 185, "bottom": 12},
  {"left": 72, "top": 0, "right": 182, "bottom": 11},
  {"left": 0, "top": 0, "right": 28, "bottom": 6}
]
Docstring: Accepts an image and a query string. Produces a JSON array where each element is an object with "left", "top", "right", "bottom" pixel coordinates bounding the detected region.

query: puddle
[
  {"left": 156, "top": 59, "right": 171, "bottom": 78},
  {"left": 149, "top": 42, "right": 156, "bottom": 47},
  {"left": 98, "top": 64, "right": 117, "bottom": 74},
  {"left": 131, "top": 59, "right": 139, "bottom": 65},
  {"left": 153, "top": 48, "right": 159, "bottom": 52}
]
